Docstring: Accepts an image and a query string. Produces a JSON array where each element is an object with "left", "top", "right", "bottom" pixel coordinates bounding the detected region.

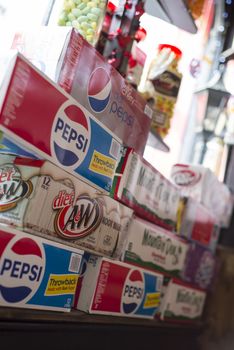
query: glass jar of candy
[{"left": 58, "top": 0, "right": 107, "bottom": 46}]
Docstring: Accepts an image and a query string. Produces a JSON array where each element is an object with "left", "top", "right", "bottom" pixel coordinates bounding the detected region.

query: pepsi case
[
  {"left": 56, "top": 30, "right": 152, "bottom": 155},
  {"left": 0, "top": 225, "right": 83, "bottom": 312},
  {"left": 0, "top": 53, "right": 122, "bottom": 193},
  {"left": 76, "top": 255, "right": 163, "bottom": 319}
]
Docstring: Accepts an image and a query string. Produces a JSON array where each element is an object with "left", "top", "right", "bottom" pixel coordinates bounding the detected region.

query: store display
[
  {"left": 0, "top": 0, "right": 229, "bottom": 334},
  {"left": 159, "top": 279, "right": 206, "bottom": 322},
  {"left": 56, "top": 30, "right": 152, "bottom": 155},
  {"left": 111, "top": 147, "right": 181, "bottom": 231},
  {"left": 179, "top": 197, "right": 219, "bottom": 252},
  {"left": 141, "top": 44, "right": 182, "bottom": 138},
  {"left": 76, "top": 254, "right": 163, "bottom": 319},
  {"left": 182, "top": 242, "right": 217, "bottom": 291},
  {"left": 0, "top": 53, "right": 122, "bottom": 193},
  {"left": 57, "top": 0, "right": 107, "bottom": 46},
  {"left": 171, "top": 163, "right": 232, "bottom": 226},
  {"left": 122, "top": 216, "right": 188, "bottom": 278},
  {"left": 0, "top": 225, "right": 83, "bottom": 312}
]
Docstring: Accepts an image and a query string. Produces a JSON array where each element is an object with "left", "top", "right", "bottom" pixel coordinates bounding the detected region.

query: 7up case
[
  {"left": 76, "top": 255, "right": 163, "bottom": 319},
  {"left": 123, "top": 216, "right": 188, "bottom": 278},
  {"left": 0, "top": 225, "right": 83, "bottom": 312},
  {"left": 0, "top": 53, "right": 122, "bottom": 192}
]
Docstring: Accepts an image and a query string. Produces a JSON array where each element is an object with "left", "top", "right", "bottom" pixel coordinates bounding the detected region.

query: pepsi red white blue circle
[
  {"left": 88, "top": 68, "right": 111, "bottom": 113},
  {"left": 121, "top": 269, "right": 144, "bottom": 314},
  {"left": 0, "top": 234, "right": 45, "bottom": 303},
  {"left": 51, "top": 101, "right": 91, "bottom": 169}
]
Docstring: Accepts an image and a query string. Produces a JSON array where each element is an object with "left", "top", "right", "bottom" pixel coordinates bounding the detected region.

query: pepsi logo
[
  {"left": 172, "top": 169, "right": 201, "bottom": 187},
  {"left": 0, "top": 234, "right": 45, "bottom": 303},
  {"left": 88, "top": 68, "right": 111, "bottom": 113},
  {"left": 51, "top": 101, "right": 91, "bottom": 169},
  {"left": 54, "top": 195, "right": 103, "bottom": 239},
  {"left": 121, "top": 270, "right": 144, "bottom": 314}
]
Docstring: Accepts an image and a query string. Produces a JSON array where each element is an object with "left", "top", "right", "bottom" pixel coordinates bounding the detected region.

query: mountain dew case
[
  {"left": 159, "top": 279, "right": 206, "bottom": 322},
  {"left": 0, "top": 53, "right": 122, "bottom": 192},
  {"left": 76, "top": 255, "right": 163, "bottom": 319},
  {"left": 123, "top": 216, "right": 188, "bottom": 278},
  {"left": 0, "top": 225, "right": 83, "bottom": 311},
  {"left": 111, "top": 147, "right": 182, "bottom": 231}
]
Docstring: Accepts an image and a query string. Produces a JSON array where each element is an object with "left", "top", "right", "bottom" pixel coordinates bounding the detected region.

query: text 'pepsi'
[
  {"left": 0, "top": 225, "right": 83, "bottom": 311},
  {"left": 0, "top": 53, "right": 122, "bottom": 192}
]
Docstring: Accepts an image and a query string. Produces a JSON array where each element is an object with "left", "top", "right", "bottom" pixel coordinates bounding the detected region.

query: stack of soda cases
[{"left": 0, "top": 30, "right": 221, "bottom": 322}]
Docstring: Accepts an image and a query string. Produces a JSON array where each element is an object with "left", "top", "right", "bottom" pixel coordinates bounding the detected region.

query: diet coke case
[
  {"left": 76, "top": 255, "right": 163, "bottom": 319},
  {"left": 0, "top": 53, "right": 122, "bottom": 193},
  {"left": 0, "top": 225, "right": 83, "bottom": 312},
  {"left": 56, "top": 30, "right": 152, "bottom": 155}
]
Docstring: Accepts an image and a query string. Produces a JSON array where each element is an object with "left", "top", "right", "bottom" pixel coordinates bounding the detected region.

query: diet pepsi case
[{"left": 56, "top": 30, "right": 152, "bottom": 155}]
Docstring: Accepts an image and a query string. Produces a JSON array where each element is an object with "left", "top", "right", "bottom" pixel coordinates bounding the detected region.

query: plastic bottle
[{"left": 141, "top": 44, "right": 182, "bottom": 138}]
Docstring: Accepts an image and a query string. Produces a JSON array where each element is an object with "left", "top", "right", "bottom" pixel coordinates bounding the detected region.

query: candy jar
[{"left": 58, "top": 0, "right": 107, "bottom": 46}]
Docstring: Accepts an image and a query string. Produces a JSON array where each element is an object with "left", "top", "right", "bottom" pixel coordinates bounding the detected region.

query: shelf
[
  {"left": 144, "top": 0, "right": 197, "bottom": 34},
  {"left": 0, "top": 307, "right": 203, "bottom": 330},
  {"left": 0, "top": 307, "right": 205, "bottom": 350},
  {"left": 147, "top": 130, "right": 170, "bottom": 152}
]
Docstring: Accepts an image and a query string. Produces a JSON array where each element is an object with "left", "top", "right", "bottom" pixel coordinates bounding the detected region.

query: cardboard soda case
[
  {"left": 0, "top": 155, "right": 133, "bottom": 259},
  {"left": 0, "top": 225, "right": 83, "bottom": 312},
  {"left": 179, "top": 197, "right": 220, "bottom": 252},
  {"left": 159, "top": 279, "right": 206, "bottom": 322},
  {"left": 182, "top": 242, "right": 216, "bottom": 291},
  {"left": 0, "top": 155, "right": 42, "bottom": 227},
  {"left": 122, "top": 216, "right": 188, "bottom": 278},
  {"left": 171, "top": 163, "right": 232, "bottom": 227},
  {"left": 111, "top": 147, "right": 182, "bottom": 231},
  {"left": 56, "top": 30, "right": 152, "bottom": 155},
  {"left": 0, "top": 53, "right": 122, "bottom": 193},
  {"left": 76, "top": 255, "right": 163, "bottom": 319}
]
